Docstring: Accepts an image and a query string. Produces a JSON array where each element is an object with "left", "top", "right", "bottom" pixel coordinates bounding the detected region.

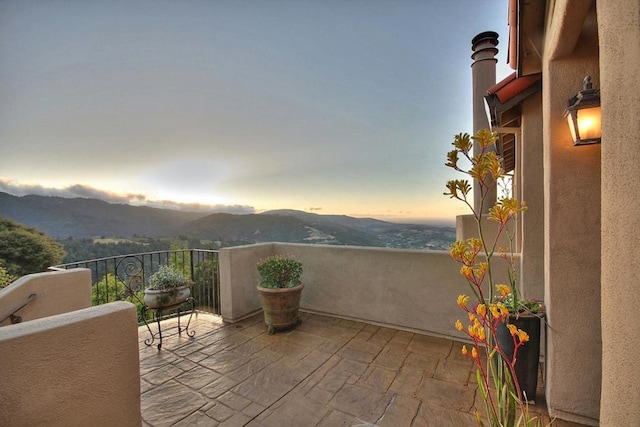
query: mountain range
[{"left": 0, "top": 192, "right": 455, "bottom": 250}]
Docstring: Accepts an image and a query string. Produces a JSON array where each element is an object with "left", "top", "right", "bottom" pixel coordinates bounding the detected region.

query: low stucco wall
[
  {"left": 0, "top": 269, "right": 92, "bottom": 327},
  {"left": 219, "top": 243, "right": 275, "bottom": 322},
  {"left": 221, "top": 243, "right": 514, "bottom": 340},
  {"left": 0, "top": 301, "right": 141, "bottom": 427}
]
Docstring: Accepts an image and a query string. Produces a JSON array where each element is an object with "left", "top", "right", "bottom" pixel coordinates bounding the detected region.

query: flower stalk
[{"left": 444, "top": 130, "right": 542, "bottom": 427}]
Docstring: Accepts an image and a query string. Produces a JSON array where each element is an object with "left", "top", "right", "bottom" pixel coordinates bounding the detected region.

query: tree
[
  {"left": 0, "top": 265, "right": 17, "bottom": 289},
  {"left": 0, "top": 217, "right": 66, "bottom": 277}
]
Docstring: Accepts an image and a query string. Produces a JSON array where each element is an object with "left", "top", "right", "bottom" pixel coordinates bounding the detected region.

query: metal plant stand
[
  {"left": 115, "top": 256, "right": 198, "bottom": 350},
  {"left": 140, "top": 297, "right": 196, "bottom": 350}
]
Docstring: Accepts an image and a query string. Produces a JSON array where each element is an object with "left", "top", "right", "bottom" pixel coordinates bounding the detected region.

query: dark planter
[
  {"left": 256, "top": 284, "right": 304, "bottom": 334},
  {"left": 496, "top": 313, "right": 543, "bottom": 401}
]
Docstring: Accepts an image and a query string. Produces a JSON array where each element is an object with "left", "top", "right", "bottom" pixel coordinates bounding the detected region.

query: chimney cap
[{"left": 472, "top": 31, "right": 499, "bottom": 50}]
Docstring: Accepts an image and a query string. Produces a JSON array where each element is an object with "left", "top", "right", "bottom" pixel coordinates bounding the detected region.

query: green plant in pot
[
  {"left": 495, "top": 279, "right": 545, "bottom": 404},
  {"left": 256, "top": 254, "right": 303, "bottom": 334},
  {"left": 143, "top": 265, "right": 193, "bottom": 309}
]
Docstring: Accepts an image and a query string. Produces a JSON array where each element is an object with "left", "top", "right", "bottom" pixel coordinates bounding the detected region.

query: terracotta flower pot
[{"left": 256, "top": 284, "right": 304, "bottom": 334}]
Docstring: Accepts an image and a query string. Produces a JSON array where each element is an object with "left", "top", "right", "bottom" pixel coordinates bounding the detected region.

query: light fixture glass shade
[
  {"left": 576, "top": 106, "right": 602, "bottom": 141},
  {"left": 563, "top": 76, "right": 602, "bottom": 146}
]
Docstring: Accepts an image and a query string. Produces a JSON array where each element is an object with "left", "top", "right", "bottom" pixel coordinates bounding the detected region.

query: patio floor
[{"left": 138, "top": 312, "right": 586, "bottom": 427}]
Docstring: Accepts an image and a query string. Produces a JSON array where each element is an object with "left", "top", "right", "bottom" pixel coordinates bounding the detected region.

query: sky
[{"left": 0, "top": 0, "right": 512, "bottom": 224}]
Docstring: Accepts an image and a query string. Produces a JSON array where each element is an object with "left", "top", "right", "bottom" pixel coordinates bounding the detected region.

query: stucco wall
[
  {"left": 542, "top": 4, "right": 601, "bottom": 425},
  {"left": 0, "top": 301, "right": 141, "bottom": 427},
  {"left": 0, "top": 269, "right": 92, "bottom": 327},
  {"left": 219, "top": 243, "right": 275, "bottom": 321},
  {"left": 519, "top": 95, "right": 545, "bottom": 303},
  {"left": 221, "top": 243, "right": 515, "bottom": 340},
  {"left": 598, "top": 1, "right": 640, "bottom": 425}
]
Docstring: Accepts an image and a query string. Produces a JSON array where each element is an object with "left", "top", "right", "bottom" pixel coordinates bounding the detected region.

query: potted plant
[
  {"left": 256, "top": 254, "right": 303, "bottom": 335},
  {"left": 495, "top": 284, "right": 545, "bottom": 402},
  {"left": 143, "top": 265, "right": 193, "bottom": 309},
  {"left": 446, "top": 129, "right": 542, "bottom": 425}
]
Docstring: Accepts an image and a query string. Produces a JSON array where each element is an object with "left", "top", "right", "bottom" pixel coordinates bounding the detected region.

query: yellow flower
[
  {"left": 468, "top": 238, "right": 483, "bottom": 252},
  {"left": 462, "top": 345, "right": 468, "bottom": 356},
  {"left": 507, "top": 324, "right": 518, "bottom": 336},
  {"left": 455, "top": 320, "right": 464, "bottom": 331},
  {"left": 457, "top": 294, "right": 470, "bottom": 309},
  {"left": 450, "top": 241, "right": 467, "bottom": 261},
  {"left": 476, "top": 304, "right": 487, "bottom": 318},
  {"left": 471, "top": 347, "right": 479, "bottom": 359},
  {"left": 489, "top": 304, "right": 501, "bottom": 319},
  {"left": 516, "top": 330, "right": 530, "bottom": 343},
  {"left": 468, "top": 319, "right": 486, "bottom": 341},
  {"left": 498, "top": 304, "right": 510, "bottom": 317},
  {"left": 496, "top": 284, "right": 511, "bottom": 297},
  {"left": 460, "top": 265, "right": 474, "bottom": 280},
  {"left": 477, "top": 325, "right": 486, "bottom": 341}
]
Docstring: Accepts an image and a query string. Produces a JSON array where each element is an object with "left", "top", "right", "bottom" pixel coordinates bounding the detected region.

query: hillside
[
  {"left": 0, "top": 192, "right": 206, "bottom": 238},
  {"left": 0, "top": 192, "right": 455, "bottom": 249},
  {"left": 186, "top": 212, "right": 382, "bottom": 246}
]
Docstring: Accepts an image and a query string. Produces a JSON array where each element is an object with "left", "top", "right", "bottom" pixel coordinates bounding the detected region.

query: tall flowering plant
[{"left": 444, "top": 130, "right": 540, "bottom": 426}]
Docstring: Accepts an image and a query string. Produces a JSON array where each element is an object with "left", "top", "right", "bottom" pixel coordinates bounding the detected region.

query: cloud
[
  {"left": 0, "top": 179, "right": 255, "bottom": 214},
  {"left": 308, "top": 207, "right": 323, "bottom": 212}
]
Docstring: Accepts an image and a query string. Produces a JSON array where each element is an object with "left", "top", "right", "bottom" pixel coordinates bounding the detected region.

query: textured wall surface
[
  {"left": 542, "top": 2, "right": 601, "bottom": 424},
  {"left": 0, "top": 301, "right": 141, "bottom": 426},
  {"left": 599, "top": 0, "right": 640, "bottom": 425},
  {"left": 221, "top": 242, "right": 513, "bottom": 339},
  {"left": 0, "top": 268, "right": 91, "bottom": 327}
]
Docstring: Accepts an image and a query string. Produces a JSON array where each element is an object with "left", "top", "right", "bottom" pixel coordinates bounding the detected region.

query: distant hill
[
  {"left": 0, "top": 192, "right": 205, "bottom": 239},
  {"left": 0, "top": 192, "right": 455, "bottom": 250},
  {"left": 187, "top": 212, "right": 383, "bottom": 246}
]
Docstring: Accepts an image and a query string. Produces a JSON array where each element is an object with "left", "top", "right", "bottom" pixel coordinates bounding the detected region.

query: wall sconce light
[{"left": 563, "top": 76, "right": 602, "bottom": 146}]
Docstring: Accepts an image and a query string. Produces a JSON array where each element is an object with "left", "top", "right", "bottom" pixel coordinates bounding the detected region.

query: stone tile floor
[{"left": 139, "top": 311, "right": 588, "bottom": 427}]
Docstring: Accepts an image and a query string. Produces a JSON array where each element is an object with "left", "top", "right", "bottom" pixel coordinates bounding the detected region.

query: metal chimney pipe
[{"left": 471, "top": 31, "right": 499, "bottom": 214}]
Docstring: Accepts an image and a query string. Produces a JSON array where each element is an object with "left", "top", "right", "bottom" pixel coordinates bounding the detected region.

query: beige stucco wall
[
  {"left": 0, "top": 301, "right": 141, "bottom": 426},
  {"left": 219, "top": 243, "right": 275, "bottom": 321},
  {"left": 518, "top": 95, "right": 545, "bottom": 302},
  {"left": 0, "top": 269, "right": 92, "bottom": 327},
  {"left": 221, "top": 242, "right": 514, "bottom": 340},
  {"left": 542, "top": 4, "right": 601, "bottom": 425},
  {"left": 598, "top": 1, "right": 640, "bottom": 425}
]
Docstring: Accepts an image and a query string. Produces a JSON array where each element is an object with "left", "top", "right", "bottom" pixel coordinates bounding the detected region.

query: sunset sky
[{"left": 0, "top": 0, "right": 512, "bottom": 224}]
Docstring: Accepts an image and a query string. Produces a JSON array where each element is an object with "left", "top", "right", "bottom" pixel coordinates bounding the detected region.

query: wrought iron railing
[{"left": 55, "top": 249, "right": 220, "bottom": 316}]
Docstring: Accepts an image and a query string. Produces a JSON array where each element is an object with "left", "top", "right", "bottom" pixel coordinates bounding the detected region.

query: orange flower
[
  {"left": 496, "top": 284, "right": 511, "bottom": 297},
  {"left": 457, "top": 294, "right": 470, "bottom": 309},
  {"left": 462, "top": 345, "right": 468, "bottom": 356},
  {"left": 516, "top": 329, "right": 530, "bottom": 343},
  {"left": 498, "top": 304, "right": 510, "bottom": 317},
  {"left": 489, "top": 304, "right": 501, "bottom": 319},
  {"left": 471, "top": 347, "right": 479, "bottom": 359},
  {"left": 477, "top": 325, "right": 486, "bottom": 341},
  {"left": 450, "top": 241, "right": 467, "bottom": 262},
  {"left": 455, "top": 320, "right": 464, "bottom": 331},
  {"left": 476, "top": 304, "right": 487, "bottom": 319},
  {"left": 468, "top": 238, "right": 483, "bottom": 253},
  {"left": 507, "top": 324, "right": 518, "bottom": 336},
  {"left": 468, "top": 319, "right": 486, "bottom": 341},
  {"left": 460, "top": 265, "right": 474, "bottom": 280}
]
